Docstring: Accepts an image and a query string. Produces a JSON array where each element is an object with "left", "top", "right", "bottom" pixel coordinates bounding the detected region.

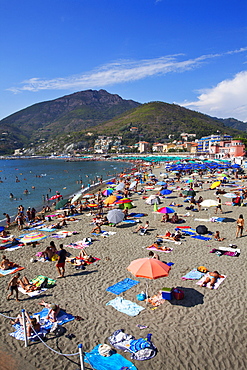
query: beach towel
[
  {"left": 29, "top": 275, "right": 56, "bottom": 288},
  {"left": 191, "top": 235, "right": 212, "bottom": 241},
  {"left": 129, "top": 213, "right": 146, "bottom": 218},
  {"left": 210, "top": 217, "right": 226, "bottom": 222},
  {"left": 0, "top": 266, "right": 24, "bottom": 276},
  {"left": 65, "top": 243, "right": 88, "bottom": 250},
  {"left": 38, "top": 227, "right": 57, "bottom": 232},
  {"left": 106, "top": 278, "right": 139, "bottom": 295},
  {"left": 146, "top": 246, "right": 173, "bottom": 253},
  {"left": 181, "top": 268, "right": 205, "bottom": 280},
  {"left": 210, "top": 247, "right": 240, "bottom": 257},
  {"left": 196, "top": 273, "right": 226, "bottom": 289},
  {"left": 84, "top": 344, "right": 137, "bottom": 370},
  {"left": 9, "top": 324, "right": 48, "bottom": 341},
  {"left": 5, "top": 244, "right": 25, "bottom": 251},
  {"left": 75, "top": 257, "right": 100, "bottom": 264},
  {"left": 106, "top": 296, "right": 145, "bottom": 316},
  {"left": 18, "top": 286, "right": 47, "bottom": 297},
  {"left": 122, "top": 219, "right": 136, "bottom": 223}
]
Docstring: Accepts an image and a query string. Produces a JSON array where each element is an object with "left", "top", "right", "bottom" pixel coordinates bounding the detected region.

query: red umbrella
[
  {"left": 114, "top": 198, "right": 132, "bottom": 204},
  {"left": 49, "top": 194, "right": 62, "bottom": 200},
  {"left": 127, "top": 258, "right": 170, "bottom": 279}
]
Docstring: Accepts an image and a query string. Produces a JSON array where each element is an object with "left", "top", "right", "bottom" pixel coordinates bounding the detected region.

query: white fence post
[{"left": 21, "top": 309, "right": 28, "bottom": 347}]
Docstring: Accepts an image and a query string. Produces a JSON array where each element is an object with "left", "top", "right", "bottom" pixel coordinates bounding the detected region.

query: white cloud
[
  {"left": 181, "top": 71, "right": 247, "bottom": 122},
  {"left": 7, "top": 47, "right": 247, "bottom": 94}
]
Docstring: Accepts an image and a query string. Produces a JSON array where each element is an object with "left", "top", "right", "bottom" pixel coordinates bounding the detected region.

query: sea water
[{"left": 0, "top": 158, "right": 132, "bottom": 224}]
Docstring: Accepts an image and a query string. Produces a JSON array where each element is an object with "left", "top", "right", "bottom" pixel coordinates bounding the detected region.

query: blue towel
[
  {"left": 129, "top": 213, "right": 145, "bottom": 217},
  {"left": 191, "top": 235, "right": 211, "bottom": 241},
  {"left": 85, "top": 344, "right": 137, "bottom": 370},
  {"left": 106, "top": 278, "right": 139, "bottom": 295},
  {"left": 182, "top": 268, "right": 205, "bottom": 280},
  {"left": 32, "top": 308, "right": 74, "bottom": 330},
  {"left": 106, "top": 297, "right": 145, "bottom": 316},
  {"left": 122, "top": 219, "right": 136, "bottom": 223},
  {"left": 129, "top": 338, "right": 152, "bottom": 353}
]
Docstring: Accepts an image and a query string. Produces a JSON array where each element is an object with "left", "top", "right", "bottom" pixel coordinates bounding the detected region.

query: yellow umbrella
[
  {"left": 210, "top": 181, "right": 221, "bottom": 190},
  {"left": 103, "top": 195, "right": 117, "bottom": 205}
]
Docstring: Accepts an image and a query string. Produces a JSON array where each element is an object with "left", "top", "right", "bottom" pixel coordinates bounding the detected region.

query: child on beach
[
  {"left": 7, "top": 273, "right": 21, "bottom": 301},
  {"left": 214, "top": 231, "right": 225, "bottom": 241}
]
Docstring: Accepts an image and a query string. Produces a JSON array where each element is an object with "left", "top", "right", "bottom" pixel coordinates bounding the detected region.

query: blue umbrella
[
  {"left": 157, "top": 181, "right": 167, "bottom": 186},
  {"left": 160, "top": 189, "right": 172, "bottom": 196}
]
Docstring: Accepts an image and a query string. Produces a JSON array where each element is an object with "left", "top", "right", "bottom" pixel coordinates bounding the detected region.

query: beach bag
[
  {"left": 136, "top": 292, "right": 146, "bottom": 301},
  {"left": 98, "top": 344, "right": 112, "bottom": 357},
  {"left": 172, "top": 288, "right": 184, "bottom": 300},
  {"left": 50, "top": 322, "right": 66, "bottom": 337},
  {"left": 197, "top": 266, "right": 208, "bottom": 273}
]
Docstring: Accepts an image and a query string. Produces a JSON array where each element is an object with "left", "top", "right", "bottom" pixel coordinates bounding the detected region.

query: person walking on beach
[
  {"left": 3, "top": 213, "right": 10, "bottom": 228},
  {"left": 215, "top": 196, "right": 223, "bottom": 214},
  {"left": 7, "top": 272, "right": 21, "bottom": 301},
  {"left": 236, "top": 214, "right": 244, "bottom": 238},
  {"left": 56, "top": 244, "right": 68, "bottom": 278}
]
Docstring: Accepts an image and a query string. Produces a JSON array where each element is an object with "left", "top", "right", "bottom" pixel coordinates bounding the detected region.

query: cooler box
[
  {"left": 161, "top": 287, "right": 173, "bottom": 300},
  {"left": 172, "top": 288, "right": 184, "bottom": 300}
]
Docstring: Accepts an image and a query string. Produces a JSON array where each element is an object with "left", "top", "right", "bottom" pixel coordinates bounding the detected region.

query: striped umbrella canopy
[
  {"left": 157, "top": 206, "right": 175, "bottom": 214},
  {"left": 49, "top": 194, "right": 62, "bottom": 200},
  {"left": 102, "top": 188, "right": 114, "bottom": 196},
  {"left": 20, "top": 232, "right": 47, "bottom": 244},
  {"left": 114, "top": 198, "right": 132, "bottom": 204}
]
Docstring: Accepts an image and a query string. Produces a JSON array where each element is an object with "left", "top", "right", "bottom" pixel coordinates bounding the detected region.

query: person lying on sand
[
  {"left": 214, "top": 231, "right": 225, "bottom": 242},
  {"left": 156, "top": 230, "right": 182, "bottom": 241},
  {"left": 18, "top": 276, "right": 40, "bottom": 292},
  {"left": 0, "top": 255, "right": 18, "bottom": 270},
  {"left": 199, "top": 271, "right": 224, "bottom": 289},
  {"left": 39, "top": 300, "right": 60, "bottom": 322},
  {"left": 148, "top": 243, "right": 172, "bottom": 251},
  {"left": 133, "top": 220, "right": 149, "bottom": 233}
]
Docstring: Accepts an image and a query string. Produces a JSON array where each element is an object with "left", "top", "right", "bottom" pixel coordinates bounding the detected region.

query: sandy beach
[{"left": 0, "top": 163, "right": 246, "bottom": 370}]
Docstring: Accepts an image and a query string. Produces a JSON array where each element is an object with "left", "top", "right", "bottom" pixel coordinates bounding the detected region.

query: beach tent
[
  {"left": 146, "top": 195, "right": 161, "bottom": 205},
  {"left": 127, "top": 258, "right": 170, "bottom": 279}
]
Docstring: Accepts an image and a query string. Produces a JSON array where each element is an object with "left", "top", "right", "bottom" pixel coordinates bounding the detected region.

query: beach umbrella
[
  {"left": 104, "top": 195, "right": 117, "bottom": 205},
  {"left": 20, "top": 232, "right": 47, "bottom": 244},
  {"left": 223, "top": 193, "right": 237, "bottom": 198},
  {"left": 102, "top": 188, "right": 114, "bottom": 196},
  {"left": 127, "top": 258, "right": 170, "bottom": 279},
  {"left": 148, "top": 173, "right": 155, "bottom": 177},
  {"left": 200, "top": 199, "right": 218, "bottom": 208},
  {"left": 107, "top": 209, "right": 124, "bottom": 224},
  {"left": 196, "top": 225, "right": 208, "bottom": 235},
  {"left": 156, "top": 181, "right": 166, "bottom": 186},
  {"left": 157, "top": 206, "right": 175, "bottom": 214},
  {"left": 88, "top": 203, "right": 98, "bottom": 208},
  {"left": 55, "top": 198, "right": 69, "bottom": 210},
  {"left": 115, "top": 183, "right": 125, "bottom": 191},
  {"left": 71, "top": 192, "right": 83, "bottom": 204},
  {"left": 106, "top": 181, "right": 115, "bottom": 185},
  {"left": 49, "top": 194, "right": 62, "bottom": 200},
  {"left": 210, "top": 181, "right": 221, "bottom": 190},
  {"left": 182, "top": 189, "right": 196, "bottom": 197},
  {"left": 114, "top": 198, "right": 132, "bottom": 204},
  {"left": 129, "top": 181, "right": 137, "bottom": 190},
  {"left": 160, "top": 189, "right": 172, "bottom": 196}
]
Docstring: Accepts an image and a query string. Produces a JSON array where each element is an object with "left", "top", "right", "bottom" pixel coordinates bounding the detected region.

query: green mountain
[
  {"left": 0, "top": 90, "right": 246, "bottom": 155},
  {"left": 0, "top": 89, "right": 140, "bottom": 154}
]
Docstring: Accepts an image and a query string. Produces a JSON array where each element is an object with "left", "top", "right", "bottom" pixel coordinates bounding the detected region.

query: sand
[{"left": 0, "top": 165, "right": 246, "bottom": 370}]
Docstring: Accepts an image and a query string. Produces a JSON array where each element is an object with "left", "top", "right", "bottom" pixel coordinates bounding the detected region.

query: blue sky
[{"left": 1, "top": 0, "right": 246, "bottom": 121}]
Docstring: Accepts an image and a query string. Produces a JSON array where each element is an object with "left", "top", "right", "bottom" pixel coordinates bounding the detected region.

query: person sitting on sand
[
  {"left": 170, "top": 213, "right": 184, "bottom": 224},
  {"left": 91, "top": 224, "right": 102, "bottom": 234},
  {"left": 0, "top": 229, "right": 9, "bottom": 237},
  {"left": 161, "top": 213, "right": 170, "bottom": 222},
  {"left": 41, "top": 241, "right": 57, "bottom": 260},
  {"left": 11, "top": 311, "right": 41, "bottom": 338},
  {"left": 199, "top": 271, "right": 223, "bottom": 289},
  {"left": 0, "top": 255, "right": 18, "bottom": 270},
  {"left": 214, "top": 231, "right": 225, "bottom": 242},
  {"left": 133, "top": 220, "right": 149, "bottom": 233},
  {"left": 148, "top": 251, "right": 160, "bottom": 260},
  {"left": 39, "top": 300, "right": 60, "bottom": 322}
]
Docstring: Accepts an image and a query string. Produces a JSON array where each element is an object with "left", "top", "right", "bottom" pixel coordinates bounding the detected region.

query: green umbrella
[{"left": 55, "top": 198, "right": 69, "bottom": 210}]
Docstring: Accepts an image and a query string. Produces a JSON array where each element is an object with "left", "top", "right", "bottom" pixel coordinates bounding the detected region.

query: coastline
[{"left": 0, "top": 160, "right": 246, "bottom": 369}]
